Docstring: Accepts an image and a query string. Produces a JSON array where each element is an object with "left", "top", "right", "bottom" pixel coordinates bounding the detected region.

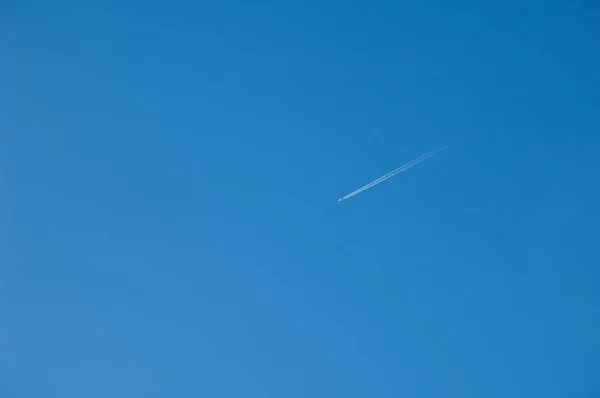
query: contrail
[
  {"left": 338, "top": 145, "right": 449, "bottom": 202},
  {"left": 338, "top": 145, "right": 449, "bottom": 201},
  {"left": 338, "top": 147, "right": 442, "bottom": 200},
  {"left": 339, "top": 147, "right": 439, "bottom": 199}
]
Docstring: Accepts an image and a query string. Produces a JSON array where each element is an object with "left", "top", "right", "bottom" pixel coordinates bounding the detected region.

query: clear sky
[{"left": 3, "top": 1, "right": 599, "bottom": 396}]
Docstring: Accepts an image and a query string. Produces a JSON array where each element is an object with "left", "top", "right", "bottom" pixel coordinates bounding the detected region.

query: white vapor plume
[
  {"left": 338, "top": 145, "right": 449, "bottom": 202},
  {"left": 339, "top": 148, "right": 438, "bottom": 199}
]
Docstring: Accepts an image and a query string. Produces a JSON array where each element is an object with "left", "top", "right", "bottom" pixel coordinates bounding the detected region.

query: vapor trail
[
  {"left": 339, "top": 148, "right": 439, "bottom": 199},
  {"left": 339, "top": 147, "right": 442, "bottom": 200},
  {"left": 338, "top": 145, "right": 449, "bottom": 202}
]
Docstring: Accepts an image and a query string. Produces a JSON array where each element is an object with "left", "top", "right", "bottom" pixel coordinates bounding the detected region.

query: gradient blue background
[{"left": 3, "top": 1, "right": 599, "bottom": 396}]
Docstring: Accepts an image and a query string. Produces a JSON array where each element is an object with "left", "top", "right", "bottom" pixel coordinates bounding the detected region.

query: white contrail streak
[
  {"left": 339, "top": 145, "right": 449, "bottom": 200},
  {"left": 338, "top": 148, "right": 439, "bottom": 199},
  {"left": 338, "top": 145, "right": 449, "bottom": 201},
  {"left": 338, "top": 148, "right": 442, "bottom": 200}
]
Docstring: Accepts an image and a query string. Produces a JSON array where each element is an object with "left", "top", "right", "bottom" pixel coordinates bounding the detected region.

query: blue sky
[{"left": 2, "top": 1, "right": 599, "bottom": 396}]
